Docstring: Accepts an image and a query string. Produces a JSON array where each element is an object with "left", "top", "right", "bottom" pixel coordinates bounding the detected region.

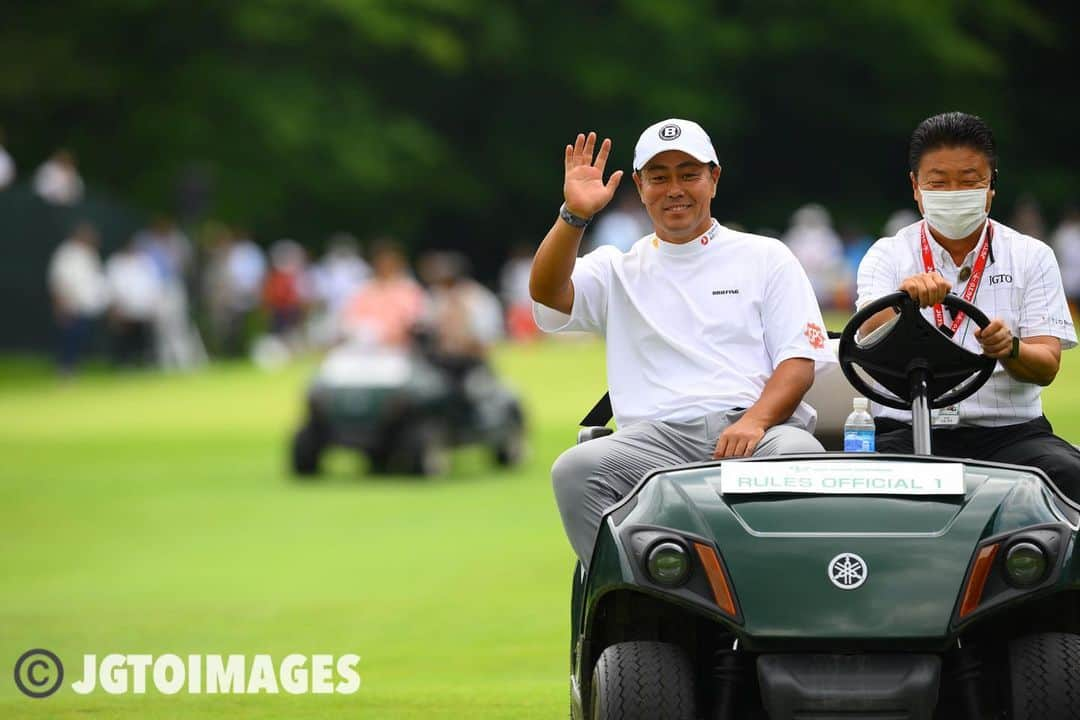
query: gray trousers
[{"left": 552, "top": 411, "right": 823, "bottom": 567}]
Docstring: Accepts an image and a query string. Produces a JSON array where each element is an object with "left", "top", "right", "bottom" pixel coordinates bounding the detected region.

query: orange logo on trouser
[{"left": 804, "top": 322, "right": 825, "bottom": 349}]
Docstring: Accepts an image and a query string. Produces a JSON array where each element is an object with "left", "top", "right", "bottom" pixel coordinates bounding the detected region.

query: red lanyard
[{"left": 918, "top": 220, "right": 993, "bottom": 335}]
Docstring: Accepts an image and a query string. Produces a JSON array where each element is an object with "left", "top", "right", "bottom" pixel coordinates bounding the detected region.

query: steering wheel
[{"left": 838, "top": 291, "right": 996, "bottom": 410}]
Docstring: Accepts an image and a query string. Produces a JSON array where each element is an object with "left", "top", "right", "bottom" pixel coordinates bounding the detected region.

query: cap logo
[{"left": 658, "top": 124, "right": 682, "bottom": 141}]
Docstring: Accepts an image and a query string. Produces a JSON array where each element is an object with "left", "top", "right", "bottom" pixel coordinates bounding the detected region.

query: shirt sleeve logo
[{"left": 804, "top": 322, "right": 826, "bottom": 349}]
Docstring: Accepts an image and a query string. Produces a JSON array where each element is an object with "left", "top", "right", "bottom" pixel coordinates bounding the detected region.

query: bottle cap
[{"left": 853, "top": 397, "right": 868, "bottom": 411}]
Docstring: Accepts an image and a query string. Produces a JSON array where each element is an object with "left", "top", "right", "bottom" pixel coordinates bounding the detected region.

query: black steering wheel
[{"left": 838, "top": 291, "right": 996, "bottom": 410}]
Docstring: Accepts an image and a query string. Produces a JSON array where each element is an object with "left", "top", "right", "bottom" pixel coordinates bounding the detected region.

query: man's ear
[
  {"left": 711, "top": 165, "right": 722, "bottom": 198},
  {"left": 985, "top": 168, "right": 997, "bottom": 212},
  {"left": 909, "top": 171, "right": 920, "bottom": 205},
  {"left": 632, "top": 171, "right": 645, "bottom": 201}
]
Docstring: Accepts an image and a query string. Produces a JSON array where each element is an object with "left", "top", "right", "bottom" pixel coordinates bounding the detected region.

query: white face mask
[{"left": 920, "top": 188, "right": 989, "bottom": 240}]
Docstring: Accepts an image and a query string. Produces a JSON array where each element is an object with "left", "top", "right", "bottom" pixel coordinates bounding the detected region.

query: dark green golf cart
[
  {"left": 569, "top": 293, "right": 1080, "bottom": 719},
  {"left": 291, "top": 343, "right": 525, "bottom": 476}
]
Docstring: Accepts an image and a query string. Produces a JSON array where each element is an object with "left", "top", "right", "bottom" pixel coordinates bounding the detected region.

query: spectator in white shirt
[
  {"left": 48, "top": 222, "right": 108, "bottom": 373},
  {"left": 313, "top": 232, "right": 371, "bottom": 316},
  {"left": 34, "top": 149, "right": 84, "bottom": 206},
  {"left": 223, "top": 229, "right": 267, "bottom": 355},
  {"left": 583, "top": 187, "right": 650, "bottom": 254},
  {"left": 0, "top": 127, "right": 14, "bottom": 190},
  {"left": 422, "top": 251, "right": 503, "bottom": 363},
  {"left": 1052, "top": 204, "right": 1080, "bottom": 310},
  {"left": 782, "top": 203, "right": 846, "bottom": 309},
  {"left": 106, "top": 238, "right": 162, "bottom": 366},
  {"left": 135, "top": 217, "right": 205, "bottom": 370}
]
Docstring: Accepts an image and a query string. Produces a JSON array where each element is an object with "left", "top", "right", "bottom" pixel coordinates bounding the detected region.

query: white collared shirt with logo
[
  {"left": 856, "top": 219, "right": 1077, "bottom": 427},
  {"left": 533, "top": 220, "right": 836, "bottom": 429}
]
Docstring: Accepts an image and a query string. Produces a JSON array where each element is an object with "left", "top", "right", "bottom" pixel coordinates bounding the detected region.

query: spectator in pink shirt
[{"left": 340, "top": 239, "right": 427, "bottom": 348}]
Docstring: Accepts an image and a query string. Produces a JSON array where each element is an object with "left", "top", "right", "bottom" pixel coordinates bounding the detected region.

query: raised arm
[{"left": 529, "top": 132, "right": 623, "bottom": 314}]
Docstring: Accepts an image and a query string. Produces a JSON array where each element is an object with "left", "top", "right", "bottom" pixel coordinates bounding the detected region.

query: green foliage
[{"left": 0, "top": 0, "right": 1074, "bottom": 252}]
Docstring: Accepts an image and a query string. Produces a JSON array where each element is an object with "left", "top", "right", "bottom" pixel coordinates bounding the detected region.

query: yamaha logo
[
  {"left": 658, "top": 124, "right": 682, "bottom": 141},
  {"left": 828, "top": 553, "right": 868, "bottom": 590}
]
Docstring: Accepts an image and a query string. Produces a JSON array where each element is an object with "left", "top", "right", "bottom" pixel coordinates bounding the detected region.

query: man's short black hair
[{"left": 908, "top": 111, "right": 997, "bottom": 174}]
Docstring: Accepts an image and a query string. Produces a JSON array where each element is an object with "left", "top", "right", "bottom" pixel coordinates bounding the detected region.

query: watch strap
[
  {"left": 559, "top": 203, "right": 592, "bottom": 228},
  {"left": 1010, "top": 336, "right": 1021, "bottom": 359}
]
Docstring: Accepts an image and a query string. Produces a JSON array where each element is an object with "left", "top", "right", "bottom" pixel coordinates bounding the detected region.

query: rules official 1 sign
[{"left": 717, "top": 459, "right": 966, "bottom": 496}]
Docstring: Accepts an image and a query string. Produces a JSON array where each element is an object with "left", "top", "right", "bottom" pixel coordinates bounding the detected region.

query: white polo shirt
[
  {"left": 533, "top": 220, "right": 835, "bottom": 429},
  {"left": 856, "top": 219, "right": 1077, "bottom": 427}
]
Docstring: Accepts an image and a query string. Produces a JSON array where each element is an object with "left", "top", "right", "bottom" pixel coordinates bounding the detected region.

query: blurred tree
[{"left": 0, "top": 0, "right": 1074, "bottom": 273}]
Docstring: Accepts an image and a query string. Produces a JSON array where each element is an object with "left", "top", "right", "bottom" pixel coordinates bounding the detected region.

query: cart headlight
[
  {"left": 646, "top": 542, "right": 691, "bottom": 587},
  {"left": 1004, "top": 542, "right": 1047, "bottom": 588}
]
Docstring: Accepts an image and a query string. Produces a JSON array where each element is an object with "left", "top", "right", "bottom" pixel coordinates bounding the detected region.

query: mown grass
[
  {"left": 2, "top": 332, "right": 1079, "bottom": 719},
  {"left": 0, "top": 341, "right": 600, "bottom": 719}
]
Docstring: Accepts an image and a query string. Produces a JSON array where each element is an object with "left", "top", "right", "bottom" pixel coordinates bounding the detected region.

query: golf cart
[
  {"left": 569, "top": 292, "right": 1080, "bottom": 719},
  {"left": 290, "top": 340, "right": 525, "bottom": 477}
]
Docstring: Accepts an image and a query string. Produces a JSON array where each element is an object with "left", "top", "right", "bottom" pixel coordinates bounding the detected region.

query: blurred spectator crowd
[
  {"left": 47, "top": 218, "right": 207, "bottom": 375},
  {"left": 0, "top": 125, "right": 539, "bottom": 375},
  {"left": 2, "top": 125, "right": 1078, "bottom": 376},
  {"left": 43, "top": 215, "right": 534, "bottom": 375}
]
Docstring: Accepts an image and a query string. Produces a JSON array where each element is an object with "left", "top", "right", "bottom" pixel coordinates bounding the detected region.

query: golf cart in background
[
  {"left": 569, "top": 292, "right": 1080, "bottom": 719},
  {"left": 290, "top": 337, "right": 526, "bottom": 477}
]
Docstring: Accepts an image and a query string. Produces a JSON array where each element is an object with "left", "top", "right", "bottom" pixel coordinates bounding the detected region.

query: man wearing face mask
[{"left": 856, "top": 111, "right": 1080, "bottom": 500}]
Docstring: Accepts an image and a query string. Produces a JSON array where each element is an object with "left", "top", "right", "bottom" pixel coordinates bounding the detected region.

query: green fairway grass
[{"left": 3, "top": 335, "right": 1080, "bottom": 719}]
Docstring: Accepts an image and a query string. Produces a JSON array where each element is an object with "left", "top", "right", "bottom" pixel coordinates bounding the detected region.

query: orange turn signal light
[
  {"left": 959, "top": 543, "right": 1000, "bottom": 619},
  {"left": 693, "top": 542, "right": 738, "bottom": 617}
]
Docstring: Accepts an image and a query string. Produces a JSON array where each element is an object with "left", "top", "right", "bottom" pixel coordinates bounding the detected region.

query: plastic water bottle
[{"left": 843, "top": 397, "right": 876, "bottom": 453}]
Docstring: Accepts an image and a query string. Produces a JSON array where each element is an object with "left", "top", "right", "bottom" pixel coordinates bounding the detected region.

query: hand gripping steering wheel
[{"left": 838, "top": 291, "right": 996, "bottom": 411}]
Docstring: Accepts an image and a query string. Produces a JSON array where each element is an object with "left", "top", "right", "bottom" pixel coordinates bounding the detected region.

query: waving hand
[{"left": 563, "top": 132, "right": 624, "bottom": 219}]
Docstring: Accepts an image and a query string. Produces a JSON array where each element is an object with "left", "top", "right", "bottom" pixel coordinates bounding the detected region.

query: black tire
[
  {"left": 1009, "top": 632, "right": 1080, "bottom": 719},
  {"left": 589, "top": 641, "right": 696, "bottom": 720},
  {"left": 367, "top": 447, "right": 391, "bottom": 475},
  {"left": 494, "top": 417, "right": 526, "bottom": 467},
  {"left": 391, "top": 420, "right": 450, "bottom": 476},
  {"left": 291, "top": 421, "right": 326, "bottom": 477}
]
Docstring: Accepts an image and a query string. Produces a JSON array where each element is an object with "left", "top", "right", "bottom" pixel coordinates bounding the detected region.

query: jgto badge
[
  {"left": 828, "top": 553, "right": 868, "bottom": 590},
  {"left": 658, "top": 124, "right": 682, "bottom": 140}
]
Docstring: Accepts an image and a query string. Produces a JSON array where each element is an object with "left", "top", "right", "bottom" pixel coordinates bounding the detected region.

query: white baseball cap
[{"left": 633, "top": 118, "right": 719, "bottom": 172}]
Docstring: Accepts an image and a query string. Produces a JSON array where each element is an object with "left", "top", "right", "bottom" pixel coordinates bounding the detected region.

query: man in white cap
[{"left": 530, "top": 120, "right": 835, "bottom": 566}]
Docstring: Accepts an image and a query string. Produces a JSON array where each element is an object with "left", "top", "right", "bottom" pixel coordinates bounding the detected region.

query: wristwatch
[
  {"left": 1009, "top": 336, "right": 1021, "bottom": 360},
  {"left": 559, "top": 203, "right": 592, "bottom": 228}
]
